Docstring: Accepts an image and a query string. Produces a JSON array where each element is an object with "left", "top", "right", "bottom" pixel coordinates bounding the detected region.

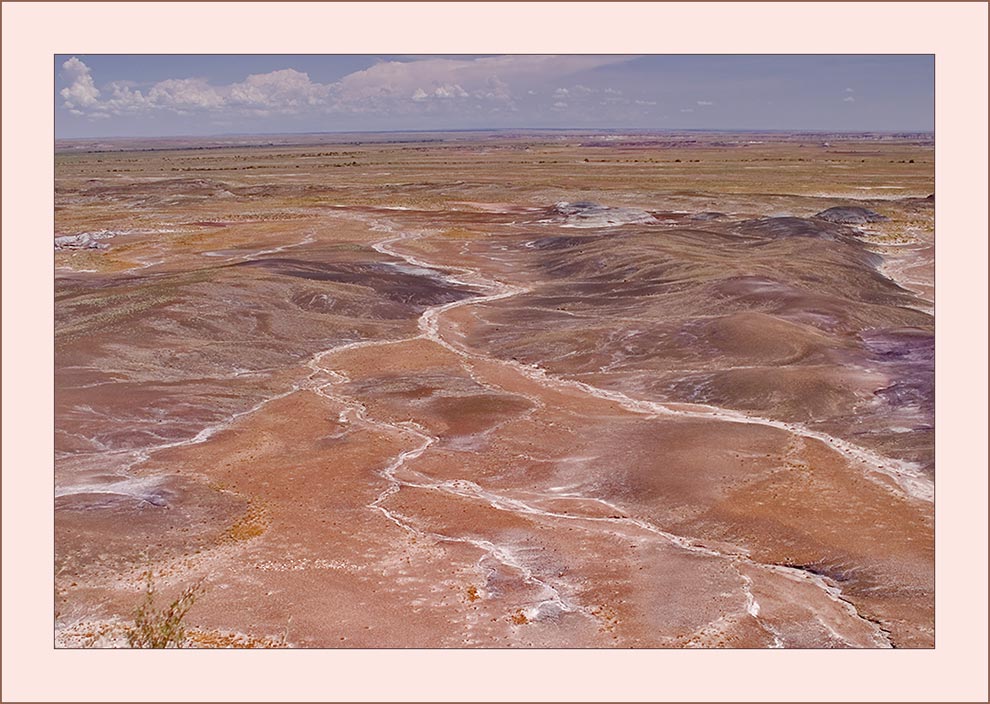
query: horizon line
[{"left": 56, "top": 126, "right": 937, "bottom": 142}]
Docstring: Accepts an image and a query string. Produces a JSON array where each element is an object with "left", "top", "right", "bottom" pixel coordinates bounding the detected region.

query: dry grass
[{"left": 122, "top": 570, "right": 205, "bottom": 648}]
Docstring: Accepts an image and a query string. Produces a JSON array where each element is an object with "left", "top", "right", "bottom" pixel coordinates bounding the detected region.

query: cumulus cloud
[
  {"left": 60, "top": 57, "right": 101, "bottom": 109},
  {"left": 409, "top": 83, "right": 469, "bottom": 104},
  {"left": 697, "top": 100, "right": 714, "bottom": 106},
  {"left": 680, "top": 107, "right": 694, "bottom": 113},
  {"left": 843, "top": 96, "right": 855, "bottom": 102},
  {"left": 435, "top": 84, "right": 469, "bottom": 99},
  {"left": 60, "top": 58, "right": 332, "bottom": 117},
  {"left": 228, "top": 69, "right": 330, "bottom": 109},
  {"left": 845, "top": 87, "right": 855, "bottom": 93},
  {"left": 148, "top": 78, "right": 225, "bottom": 111},
  {"left": 549, "top": 84, "right": 594, "bottom": 101},
  {"left": 476, "top": 76, "right": 511, "bottom": 102}
]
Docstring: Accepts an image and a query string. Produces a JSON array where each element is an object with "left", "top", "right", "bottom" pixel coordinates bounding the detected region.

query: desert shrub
[{"left": 123, "top": 570, "right": 205, "bottom": 648}]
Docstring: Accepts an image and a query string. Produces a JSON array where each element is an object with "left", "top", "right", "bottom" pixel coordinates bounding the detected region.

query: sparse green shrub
[{"left": 123, "top": 570, "right": 205, "bottom": 648}]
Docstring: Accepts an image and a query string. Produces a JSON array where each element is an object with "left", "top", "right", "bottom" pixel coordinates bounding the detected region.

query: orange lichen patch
[
  {"left": 56, "top": 249, "right": 137, "bottom": 273},
  {"left": 590, "top": 604, "right": 619, "bottom": 633},
  {"left": 466, "top": 585, "right": 480, "bottom": 602},
  {"left": 510, "top": 611, "right": 529, "bottom": 625},
  {"left": 185, "top": 628, "right": 288, "bottom": 648},
  {"left": 219, "top": 499, "right": 271, "bottom": 544},
  {"left": 77, "top": 621, "right": 125, "bottom": 648}
]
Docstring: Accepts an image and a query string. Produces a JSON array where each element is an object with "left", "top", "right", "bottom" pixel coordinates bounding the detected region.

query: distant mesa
[
  {"left": 814, "top": 206, "right": 888, "bottom": 224},
  {"left": 551, "top": 201, "right": 656, "bottom": 228}
]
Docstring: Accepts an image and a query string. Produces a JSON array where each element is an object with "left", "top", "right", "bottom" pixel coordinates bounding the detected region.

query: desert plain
[{"left": 54, "top": 131, "right": 934, "bottom": 648}]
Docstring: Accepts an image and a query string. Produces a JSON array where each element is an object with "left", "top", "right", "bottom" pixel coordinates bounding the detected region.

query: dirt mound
[
  {"left": 733, "top": 216, "right": 854, "bottom": 241},
  {"left": 815, "top": 206, "right": 888, "bottom": 224},
  {"left": 549, "top": 201, "right": 656, "bottom": 228},
  {"left": 236, "top": 257, "right": 476, "bottom": 308}
]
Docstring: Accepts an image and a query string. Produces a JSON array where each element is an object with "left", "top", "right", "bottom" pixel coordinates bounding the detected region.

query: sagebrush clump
[{"left": 123, "top": 570, "right": 205, "bottom": 648}]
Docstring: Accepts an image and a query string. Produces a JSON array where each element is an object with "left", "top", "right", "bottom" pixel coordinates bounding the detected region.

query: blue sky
[{"left": 55, "top": 55, "right": 934, "bottom": 138}]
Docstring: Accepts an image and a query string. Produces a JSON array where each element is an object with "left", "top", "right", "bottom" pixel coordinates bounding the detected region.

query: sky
[{"left": 55, "top": 54, "right": 934, "bottom": 138}]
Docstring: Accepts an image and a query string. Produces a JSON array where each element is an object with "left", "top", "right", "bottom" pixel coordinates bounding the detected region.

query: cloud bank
[{"left": 59, "top": 55, "right": 636, "bottom": 121}]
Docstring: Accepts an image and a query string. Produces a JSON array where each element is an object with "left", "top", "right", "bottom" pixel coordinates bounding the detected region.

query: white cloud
[
  {"left": 845, "top": 87, "right": 855, "bottom": 93},
  {"left": 147, "top": 78, "right": 225, "bottom": 111},
  {"left": 435, "top": 83, "right": 468, "bottom": 99},
  {"left": 60, "top": 59, "right": 332, "bottom": 117},
  {"left": 680, "top": 107, "right": 694, "bottom": 113},
  {"left": 334, "top": 55, "right": 629, "bottom": 111},
  {"left": 843, "top": 96, "right": 855, "bottom": 103},
  {"left": 58, "top": 54, "right": 638, "bottom": 120},
  {"left": 697, "top": 100, "right": 714, "bottom": 106},
  {"left": 474, "top": 76, "right": 511, "bottom": 102},
  {"left": 227, "top": 69, "right": 330, "bottom": 109},
  {"left": 60, "top": 57, "right": 101, "bottom": 109},
  {"left": 101, "top": 82, "right": 152, "bottom": 114},
  {"left": 409, "top": 83, "right": 470, "bottom": 102},
  {"left": 634, "top": 99, "right": 657, "bottom": 106}
]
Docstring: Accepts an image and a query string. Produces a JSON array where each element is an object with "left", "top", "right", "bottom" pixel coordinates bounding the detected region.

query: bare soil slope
[{"left": 55, "top": 133, "right": 934, "bottom": 647}]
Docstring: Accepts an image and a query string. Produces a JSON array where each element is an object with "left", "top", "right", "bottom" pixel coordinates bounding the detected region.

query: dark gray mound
[
  {"left": 733, "top": 216, "right": 853, "bottom": 241},
  {"left": 860, "top": 327, "right": 934, "bottom": 427},
  {"left": 815, "top": 206, "right": 888, "bottom": 224},
  {"left": 526, "top": 234, "right": 598, "bottom": 251},
  {"left": 235, "top": 257, "right": 475, "bottom": 307}
]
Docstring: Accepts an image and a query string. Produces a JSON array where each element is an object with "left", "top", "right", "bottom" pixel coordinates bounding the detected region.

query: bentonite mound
[
  {"left": 733, "top": 216, "right": 854, "bottom": 241},
  {"left": 550, "top": 201, "right": 656, "bottom": 228},
  {"left": 54, "top": 232, "right": 114, "bottom": 250},
  {"left": 814, "top": 206, "right": 888, "bottom": 224}
]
